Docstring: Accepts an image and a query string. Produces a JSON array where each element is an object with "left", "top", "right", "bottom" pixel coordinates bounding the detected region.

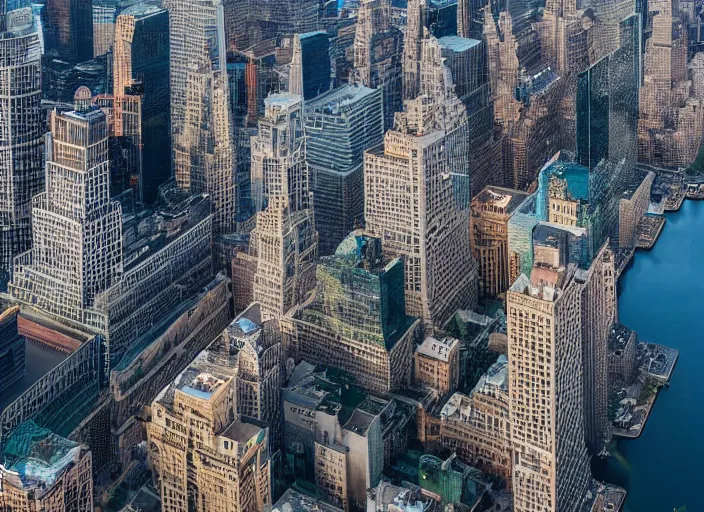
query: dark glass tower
[
  {"left": 114, "top": 3, "right": 171, "bottom": 204},
  {"left": 43, "top": 0, "right": 93, "bottom": 62},
  {"left": 291, "top": 31, "right": 331, "bottom": 101}
]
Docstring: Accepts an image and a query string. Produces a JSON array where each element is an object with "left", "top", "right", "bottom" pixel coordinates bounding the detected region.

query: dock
[
  {"left": 635, "top": 215, "right": 665, "bottom": 250},
  {"left": 588, "top": 483, "right": 627, "bottom": 512},
  {"left": 611, "top": 342, "right": 678, "bottom": 439}
]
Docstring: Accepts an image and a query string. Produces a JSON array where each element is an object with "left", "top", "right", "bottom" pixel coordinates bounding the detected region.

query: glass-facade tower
[{"left": 0, "top": 1, "right": 44, "bottom": 289}]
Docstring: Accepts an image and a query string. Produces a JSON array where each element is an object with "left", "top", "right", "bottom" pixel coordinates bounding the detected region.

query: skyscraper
[
  {"left": 579, "top": 243, "right": 616, "bottom": 454},
  {"left": 403, "top": 0, "right": 425, "bottom": 100},
  {"left": 0, "top": 2, "right": 44, "bottom": 290},
  {"left": 221, "top": 0, "right": 320, "bottom": 52},
  {"left": 250, "top": 94, "right": 318, "bottom": 320},
  {"left": 470, "top": 186, "right": 529, "bottom": 298},
  {"left": 10, "top": 98, "right": 123, "bottom": 325},
  {"left": 577, "top": 13, "right": 641, "bottom": 172},
  {"left": 507, "top": 262, "right": 591, "bottom": 511},
  {"left": 290, "top": 31, "right": 331, "bottom": 101},
  {"left": 438, "top": 35, "right": 503, "bottom": 195},
  {"left": 304, "top": 84, "right": 384, "bottom": 255},
  {"left": 92, "top": 0, "right": 117, "bottom": 57},
  {"left": 225, "top": 304, "right": 284, "bottom": 445},
  {"left": 353, "top": 0, "right": 403, "bottom": 129},
  {"left": 43, "top": 0, "right": 93, "bottom": 62},
  {"left": 365, "top": 35, "right": 478, "bottom": 330},
  {"left": 113, "top": 3, "right": 170, "bottom": 204},
  {"left": 165, "top": 0, "right": 236, "bottom": 234},
  {"left": 587, "top": 0, "right": 639, "bottom": 63}
]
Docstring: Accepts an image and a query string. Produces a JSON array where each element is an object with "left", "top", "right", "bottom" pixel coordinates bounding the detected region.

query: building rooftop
[
  {"left": 437, "top": 35, "right": 481, "bottom": 53},
  {"left": 2, "top": 420, "right": 82, "bottom": 489},
  {"left": 619, "top": 167, "right": 653, "bottom": 201},
  {"left": 471, "top": 354, "right": 508, "bottom": 395},
  {"left": 541, "top": 160, "right": 590, "bottom": 201},
  {"left": 224, "top": 303, "right": 271, "bottom": 354},
  {"left": 536, "top": 221, "right": 587, "bottom": 239},
  {"left": 221, "top": 416, "right": 267, "bottom": 446},
  {"left": 122, "top": 181, "right": 211, "bottom": 270},
  {"left": 271, "top": 488, "right": 343, "bottom": 512},
  {"left": 155, "top": 340, "right": 237, "bottom": 407},
  {"left": 265, "top": 92, "right": 302, "bottom": 109},
  {"left": 306, "top": 84, "right": 376, "bottom": 114},
  {"left": 343, "top": 408, "right": 375, "bottom": 437},
  {"left": 608, "top": 323, "right": 634, "bottom": 351},
  {"left": 440, "top": 392, "right": 471, "bottom": 422},
  {"left": 283, "top": 362, "right": 366, "bottom": 425},
  {"left": 416, "top": 336, "right": 459, "bottom": 363},
  {"left": 522, "top": 67, "right": 560, "bottom": 96},
  {"left": 510, "top": 264, "right": 578, "bottom": 302},
  {"left": 299, "top": 30, "right": 328, "bottom": 40},
  {"left": 370, "top": 481, "right": 434, "bottom": 512},
  {"left": 119, "top": 0, "right": 164, "bottom": 18},
  {"left": 473, "top": 186, "right": 529, "bottom": 214}
]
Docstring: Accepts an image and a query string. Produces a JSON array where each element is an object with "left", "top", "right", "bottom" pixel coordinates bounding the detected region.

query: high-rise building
[
  {"left": 618, "top": 169, "right": 655, "bottom": 249},
  {"left": 249, "top": 93, "right": 318, "bottom": 320},
  {"left": 507, "top": 193, "right": 540, "bottom": 284},
  {"left": 304, "top": 84, "right": 384, "bottom": 255},
  {"left": 0, "top": 420, "right": 93, "bottom": 512},
  {"left": 587, "top": 0, "right": 639, "bottom": 63},
  {"left": 290, "top": 31, "right": 331, "bottom": 101},
  {"left": 0, "top": 3, "right": 44, "bottom": 290},
  {"left": 10, "top": 100, "right": 123, "bottom": 325},
  {"left": 353, "top": 0, "right": 403, "bottom": 129},
  {"left": 221, "top": 0, "right": 320, "bottom": 52},
  {"left": 43, "top": 0, "right": 93, "bottom": 62},
  {"left": 507, "top": 260, "right": 592, "bottom": 511},
  {"left": 403, "top": 0, "right": 424, "bottom": 101},
  {"left": 471, "top": 186, "right": 529, "bottom": 298},
  {"left": 92, "top": 0, "right": 117, "bottom": 57},
  {"left": 579, "top": 243, "right": 616, "bottom": 454},
  {"left": 0, "top": 306, "right": 24, "bottom": 395},
  {"left": 365, "top": 35, "right": 478, "bottom": 330},
  {"left": 165, "top": 0, "right": 236, "bottom": 234},
  {"left": 290, "top": 232, "right": 420, "bottom": 396},
  {"left": 148, "top": 337, "right": 272, "bottom": 512},
  {"left": 251, "top": 94, "right": 307, "bottom": 215},
  {"left": 113, "top": 2, "right": 170, "bottom": 204},
  {"left": 577, "top": 14, "right": 641, "bottom": 172},
  {"left": 224, "top": 303, "right": 284, "bottom": 444},
  {"left": 438, "top": 35, "right": 504, "bottom": 196}
]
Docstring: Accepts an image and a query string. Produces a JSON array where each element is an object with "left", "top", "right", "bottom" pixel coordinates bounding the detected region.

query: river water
[{"left": 592, "top": 199, "right": 704, "bottom": 512}]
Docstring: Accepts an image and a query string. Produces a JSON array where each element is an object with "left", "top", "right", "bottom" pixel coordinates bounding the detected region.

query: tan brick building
[
  {"left": 470, "top": 186, "right": 529, "bottom": 298},
  {"left": 147, "top": 337, "right": 272, "bottom": 512},
  {"left": 414, "top": 335, "right": 460, "bottom": 395},
  {"left": 440, "top": 355, "right": 511, "bottom": 486},
  {"left": 315, "top": 442, "right": 349, "bottom": 511},
  {"left": 508, "top": 265, "right": 591, "bottom": 511}
]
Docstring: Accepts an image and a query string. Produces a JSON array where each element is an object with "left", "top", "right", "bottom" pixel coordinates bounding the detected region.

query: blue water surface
[{"left": 593, "top": 199, "right": 704, "bottom": 512}]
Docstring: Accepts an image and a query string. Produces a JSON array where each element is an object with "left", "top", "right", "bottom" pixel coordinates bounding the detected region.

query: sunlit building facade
[{"left": 165, "top": 0, "right": 236, "bottom": 234}]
